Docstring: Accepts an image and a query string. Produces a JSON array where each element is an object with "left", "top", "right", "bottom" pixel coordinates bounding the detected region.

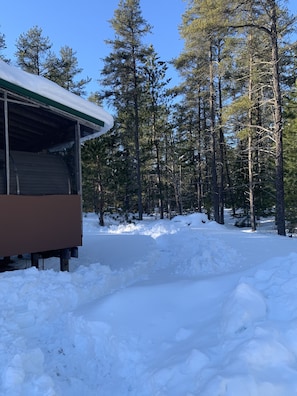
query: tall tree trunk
[
  {"left": 270, "top": 2, "right": 285, "bottom": 235},
  {"left": 94, "top": 156, "right": 105, "bottom": 227},
  {"left": 196, "top": 137, "right": 203, "bottom": 213},
  {"left": 217, "top": 45, "right": 225, "bottom": 224},
  {"left": 248, "top": 31, "right": 256, "bottom": 231},
  {"left": 248, "top": 132, "right": 256, "bottom": 230},
  {"left": 209, "top": 43, "right": 219, "bottom": 222},
  {"left": 97, "top": 179, "right": 105, "bottom": 227},
  {"left": 132, "top": 53, "right": 143, "bottom": 220},
  {"left": 195, "top": 89, "right": 203, "bottom": 213},
  {"left": 152, "top": 107, "right": 164, "bottom": 219},
  {"left": 155, "top": 141, "right": 164, "bottom": 219}
]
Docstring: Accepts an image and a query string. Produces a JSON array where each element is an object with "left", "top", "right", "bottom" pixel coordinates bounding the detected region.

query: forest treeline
[{"left": 1, "top": 0, "right": 297, "bottom": 234}]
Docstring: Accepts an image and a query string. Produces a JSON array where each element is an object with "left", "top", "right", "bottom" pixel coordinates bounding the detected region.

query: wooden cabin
[{"left": 0, "top": 60, "right": 113, "bottom": 271}]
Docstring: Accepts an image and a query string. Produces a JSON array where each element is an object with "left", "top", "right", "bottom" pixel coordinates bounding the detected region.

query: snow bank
[{"left": 2, "top": 213, "right": 297, "bottom": 395}]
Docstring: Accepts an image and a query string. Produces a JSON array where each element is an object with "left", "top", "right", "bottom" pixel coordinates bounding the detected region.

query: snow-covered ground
[{"left": 2, "top": 212, "right": 297, "bottom": 395}]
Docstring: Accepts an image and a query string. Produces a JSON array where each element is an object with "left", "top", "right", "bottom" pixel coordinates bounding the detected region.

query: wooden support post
[
  {"left": 71, "top": 247, "right": 78, "bottom": 258},
  {"left": 4, "top": 91, "right": 10, "bottom": 195},
  {"left": 31, "top": 253, "right": 40, "bottom": 269},
  {"left": 60, "top": 248, "right": 70, "bottom": 271}
]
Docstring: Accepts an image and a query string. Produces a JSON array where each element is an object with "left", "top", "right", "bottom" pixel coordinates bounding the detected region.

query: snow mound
[
  {"left": 221, "top": 282, "right": 267, "bottom": 335},
  {"left": 174, "top": 231, "right": 241, "bottom": 275},
  {"left": 2, "top": 213, "right": 297, "bottom": 395}
]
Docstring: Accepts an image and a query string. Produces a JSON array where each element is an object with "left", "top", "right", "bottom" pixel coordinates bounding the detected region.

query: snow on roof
[{"left": 0, "top": 60, "right": 114, "bottom": 140}]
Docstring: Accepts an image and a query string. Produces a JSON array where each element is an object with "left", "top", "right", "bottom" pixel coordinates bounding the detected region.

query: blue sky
[
  {"left": 1, "top": 0, "right": 185, "bottom": 94},
  {"left": 1, "top": 0, "right": 296, "bottom": 96}
]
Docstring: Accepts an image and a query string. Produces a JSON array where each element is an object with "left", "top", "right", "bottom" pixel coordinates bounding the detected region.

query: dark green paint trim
[{"left": 0, "top": 78, "right": 104, "bottom": 128}]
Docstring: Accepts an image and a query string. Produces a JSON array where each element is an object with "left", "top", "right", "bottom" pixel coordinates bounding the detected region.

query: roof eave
[{"left": 0, "top": 78, "right": 105, "bottom": 129}]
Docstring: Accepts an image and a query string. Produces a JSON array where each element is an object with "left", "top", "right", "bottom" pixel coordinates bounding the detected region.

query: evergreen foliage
[
  {"left": 0, "top": 30, "right": 9, "bottom": 63},
  {"left": 284, "top": 81, "right": 297, "bottom": 232},
  {"left": 1, "top": 2, "right": 297, "bottom": 230},
  {"left": 174, "top": 0, "right": 296, "bottom": 233},
  {"left": 45, "top": 46, "right": 91, "bottom": 96},
  {"left": 15, "top": 26, "right": 52, "bottom": 75},
  {"left": 15, "top": 26, "right": 90, "bottom": 95},
  {"left": 99, "top": 0, "right": 161, "bottom": 219}
]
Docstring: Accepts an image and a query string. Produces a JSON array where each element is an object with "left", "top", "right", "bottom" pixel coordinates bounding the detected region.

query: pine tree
[
  {"left": 82, "top": 132, "right": 117, "bottom": 224},
  {"left": 142, "top": 47, "right": 172, "bottom": 218},
  {"left": 284, "top": 80, "right": 297, "bottom": 232},
  {"left": 15, "top": 26, "right": 90, "bottom": 95},
  {"left": 100, "top": 0, "right": 152, "bottom": 220},
  {"left": 178, "top": 0, "right": 295, "bottom": 233},
  {"left": 173, "top": 52, "right": 211, "bottom": 215},
  {"left": 219, "top": 0, "right": 294, "bottom": 234},
  {"left": 0, "top": 31, "right": 9, "bottom": 63},
  {"left": 15, "top": 26, "right": 52, "bottom": 75},
  {"left": 177, "top": 0, "right": 229, "bottom": 223},
  {"left": 45, "top": 46, "right": 91, "bottom": 96}
]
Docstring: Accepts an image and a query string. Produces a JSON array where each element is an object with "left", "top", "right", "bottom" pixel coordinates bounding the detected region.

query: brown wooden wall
[{"left": 0, "top": 195, "right": 82, "bottom": 257}]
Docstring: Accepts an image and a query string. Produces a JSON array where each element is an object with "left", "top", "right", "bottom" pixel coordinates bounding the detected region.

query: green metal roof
[
  {"left": 0, "top": 60, "right": 114, "bottom": 136},
  {"left": 0, "top": 61, "right": 114, "bottom": 152},
  {"left": 0, "top": 78, "right": 104, "bottom": 128}
]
